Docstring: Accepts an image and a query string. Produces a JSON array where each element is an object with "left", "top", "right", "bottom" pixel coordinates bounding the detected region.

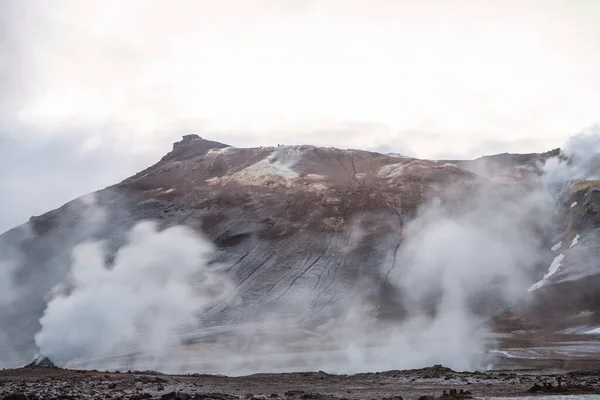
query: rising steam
[{"left": 34, "top": 220, "right": 233, "bottom": 366}]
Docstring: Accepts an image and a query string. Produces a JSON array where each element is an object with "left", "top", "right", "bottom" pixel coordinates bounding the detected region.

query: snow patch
[
  {"left": 585, "top": 327, "right": 600, "bottom": 335},
  {"left": 570, "top": 234, "right": 580, "bottom": 248},
  {"left": 571, "top": 201, "right": 578, "bottom": 208},
  {"left": 162, "top": 189, "right": 175, "bottom": 194},
  {"left": 551, "top": 242, "right": 562, "bottom": 252},
  {"left": 528, "top": 253, "right": 565, "bottom": 292}
]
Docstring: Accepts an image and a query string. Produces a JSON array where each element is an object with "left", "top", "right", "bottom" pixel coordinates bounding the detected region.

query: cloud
[
  {"left": 0, "top": 0, "right": 598, "bottom": 248},
  {"left": 3, "top": 0, "right": 599, "bottom": 156},
  {"left": 0, "top": 130, "right": 161, "bottom": 233}
]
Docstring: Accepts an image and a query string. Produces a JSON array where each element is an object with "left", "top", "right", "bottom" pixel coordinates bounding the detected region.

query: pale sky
[{"left": 1, "top": 0, "right": 599, "bottom": 231}]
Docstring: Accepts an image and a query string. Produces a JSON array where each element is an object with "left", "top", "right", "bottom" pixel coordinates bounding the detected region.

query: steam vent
[{"left": 24, "top": 356, "right": 57, "bottom": 369}]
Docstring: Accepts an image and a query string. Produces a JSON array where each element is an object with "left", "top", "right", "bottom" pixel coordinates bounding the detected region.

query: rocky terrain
[
  {"left": 2, "top": 364, "right": 600, "bottom": 400},
  {"left": 1, "top": 134, "right": 600, "bottom": 374}
]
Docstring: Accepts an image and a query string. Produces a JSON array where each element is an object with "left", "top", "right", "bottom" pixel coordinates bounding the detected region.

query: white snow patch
[
  {"left": 162, "top": 189, "right": 175, "bottom": 194},
  {"left": 551, "top": 242, "right": 562, "bottom": 252},
  {"left": 585, "top": 327, "right": 600, "bottom": 335},
  {"left": 570, "top": 234, "right": 580, "bottom": 248},
  {"left": 571, "top": 201, "right": 578, "bottom": 208},
  {"left": 443, "top": 163, "right": 458, "bottom": 167},
  {"left": 528, "top": 253, "right": 565, "bottom": 292}
]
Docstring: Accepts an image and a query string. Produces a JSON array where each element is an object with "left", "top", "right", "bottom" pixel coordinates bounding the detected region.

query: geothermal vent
[{"left": 24, "top": 356, "right": 58, "bottom": 369}]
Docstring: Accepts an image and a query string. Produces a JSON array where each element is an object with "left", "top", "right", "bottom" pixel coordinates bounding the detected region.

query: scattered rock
[
  {"left": 284, "top": 392, "right": 305, "bottom": 397},
  {"left": 440, "top": 389, "right": 472, "bottom": 399},
  {"left": 2, "top": 394, "right": 29, "bottom": 400}
]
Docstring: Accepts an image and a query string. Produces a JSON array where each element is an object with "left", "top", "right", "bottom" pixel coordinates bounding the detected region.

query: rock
[
  {"left": 284, "top": 392, "right": 305, "bottom": 397},
  {"left": 24, "top": 356, "right": 58, "bottom": 369},
  {"left": 193, "top": 395, "right": 237, "bottom": 400},
  {"left": 2, "top": 394, "right": 29, "bottom": 400}
]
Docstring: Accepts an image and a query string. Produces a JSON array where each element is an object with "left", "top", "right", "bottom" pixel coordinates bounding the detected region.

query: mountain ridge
[{"left": 1, "top": 135, "right": 598, "bottom": 372}]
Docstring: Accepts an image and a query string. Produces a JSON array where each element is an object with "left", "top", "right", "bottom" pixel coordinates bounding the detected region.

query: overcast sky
[{"left": 1, "top": 0, "right": 599, "bottom": 232}]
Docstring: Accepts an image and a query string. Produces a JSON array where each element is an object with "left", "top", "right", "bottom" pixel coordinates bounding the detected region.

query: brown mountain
[{"left": 1, "top": 134, "right": 597, "bottom": 370}]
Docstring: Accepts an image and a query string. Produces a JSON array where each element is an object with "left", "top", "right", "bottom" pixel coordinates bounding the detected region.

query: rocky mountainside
[{"left": 0, "top": 134, "right": 598, "bottom": 371}]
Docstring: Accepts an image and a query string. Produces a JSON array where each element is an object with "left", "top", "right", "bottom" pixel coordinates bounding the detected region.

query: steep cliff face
[
  {"left": 0, "top": 135, "right": 596, "bottom": 369},
  {"left": 526, "top": 180, "right": 600, "bottom": 322}
]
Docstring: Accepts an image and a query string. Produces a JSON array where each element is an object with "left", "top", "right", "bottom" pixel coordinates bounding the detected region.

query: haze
[{"left": 1, "top": 0, "right": 599, "bottom": 231}]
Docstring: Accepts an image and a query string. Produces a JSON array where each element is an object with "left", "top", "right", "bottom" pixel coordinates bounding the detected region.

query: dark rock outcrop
[{"left": 23, "top": 357, "right": 57, "bottom": 369}]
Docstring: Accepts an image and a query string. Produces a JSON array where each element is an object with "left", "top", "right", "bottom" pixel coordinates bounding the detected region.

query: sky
[{"left": 0, "top": 0, "right": 599, "bottom": 232}]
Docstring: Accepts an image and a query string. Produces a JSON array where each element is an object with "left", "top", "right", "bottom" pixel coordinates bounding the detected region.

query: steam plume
[{"left": 35, "top": 220, "right": 233, "bottom": 366}]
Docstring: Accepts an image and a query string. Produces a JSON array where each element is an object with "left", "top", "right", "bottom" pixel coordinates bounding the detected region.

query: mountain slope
[{"left": 0, "top": 135, "right": 597, "bottom": 372}]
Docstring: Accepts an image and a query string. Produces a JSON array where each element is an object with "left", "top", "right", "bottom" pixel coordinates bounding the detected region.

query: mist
[{"left": 34, "top": 220, "right": 234, "bottom": 367}]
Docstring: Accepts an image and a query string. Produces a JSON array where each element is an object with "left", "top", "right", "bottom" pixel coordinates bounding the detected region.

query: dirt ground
[{"left": 2, "top": 364, "right": 600, "bottom": 400}]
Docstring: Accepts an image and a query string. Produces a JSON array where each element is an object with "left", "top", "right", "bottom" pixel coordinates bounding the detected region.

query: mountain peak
[
  {"left": 166, "top": 134, "right": 230, "bottom": 161},
  {"left": 173, "top": 133, "right": 209, "bottom": 149}
]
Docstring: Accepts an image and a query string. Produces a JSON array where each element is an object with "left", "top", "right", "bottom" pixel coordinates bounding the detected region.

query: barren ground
[{"left": 2, "top": 363, "right": 600, "bottom": 400}]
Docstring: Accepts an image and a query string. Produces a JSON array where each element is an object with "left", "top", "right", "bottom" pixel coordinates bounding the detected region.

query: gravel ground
[{"left": 1, "top": 365, "right": 600, "bottom": 400}]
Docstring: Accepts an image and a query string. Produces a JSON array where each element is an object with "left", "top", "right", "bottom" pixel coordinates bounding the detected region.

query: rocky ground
[{"left": 2, "top": 365, "right": 600, "bottom": 400}]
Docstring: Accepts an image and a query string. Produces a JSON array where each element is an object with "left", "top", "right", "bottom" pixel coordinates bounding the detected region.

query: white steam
[
  {"left": 382, "top": 192, "right": 550, "bottom": 369},
  {"left": 35, "top": 221, "right": 233, "bottom": 366},
  {"left": 0, "top": 254, "right": 20, "bottom": 366},
  {"left": 541, "top": 126, "right": 600, "bottom": 193},
  {"left": 0, "top": 257, "right": 18, "bottom": 307}
]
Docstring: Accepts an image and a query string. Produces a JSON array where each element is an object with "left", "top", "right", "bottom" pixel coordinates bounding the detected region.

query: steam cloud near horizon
[{"left": 2, "top": 128, "right": 600, "bottom": 373}]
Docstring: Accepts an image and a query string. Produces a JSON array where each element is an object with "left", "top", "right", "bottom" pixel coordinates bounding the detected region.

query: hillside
[{"left": 1, "top": 135, "right": 598, "bottom": 374}]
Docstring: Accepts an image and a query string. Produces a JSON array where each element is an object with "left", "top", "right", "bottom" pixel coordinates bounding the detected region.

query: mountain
[{"left": 1, "top": 134, "right": 598, "bottom": 372}]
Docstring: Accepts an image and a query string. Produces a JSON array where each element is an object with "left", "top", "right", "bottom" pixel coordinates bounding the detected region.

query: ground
[{"left": 2, "top": 364, "right": 600, "bottom": 400}]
